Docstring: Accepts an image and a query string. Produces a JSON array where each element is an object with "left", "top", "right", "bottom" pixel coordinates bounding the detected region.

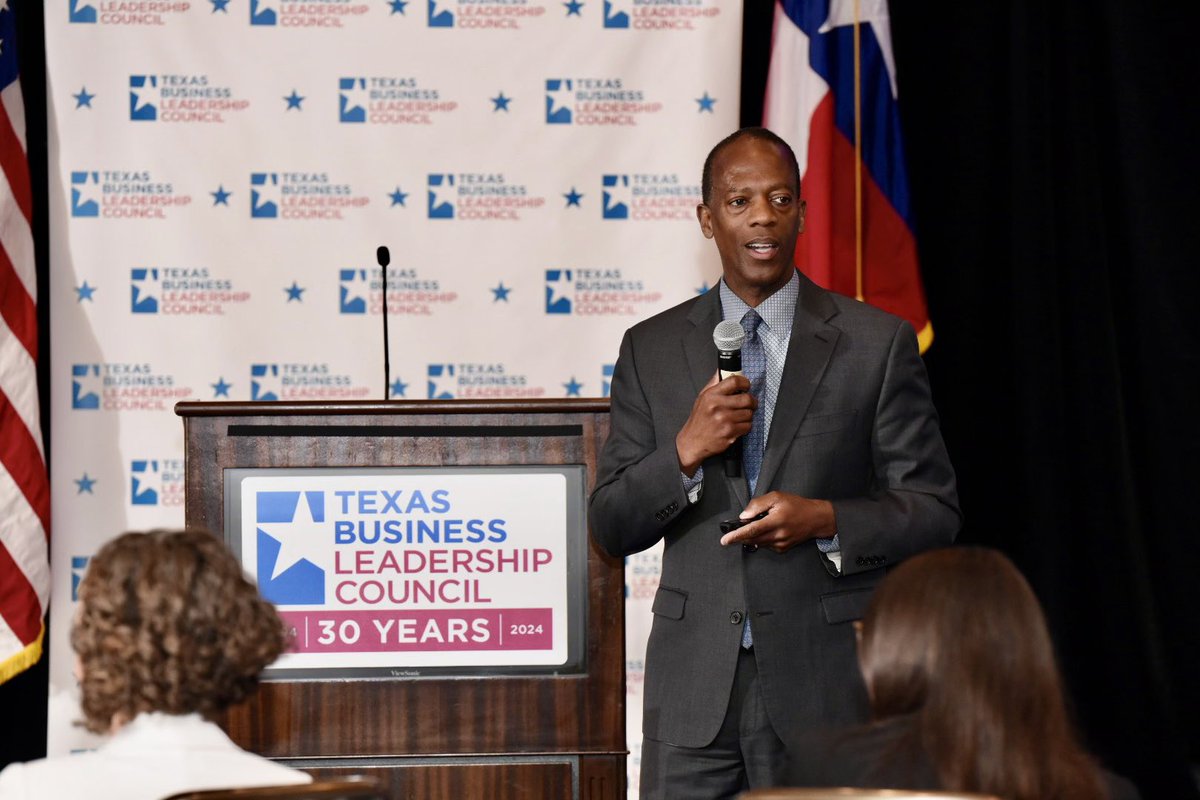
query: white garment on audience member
[{"left": 0, "top": 711, "right": 310, "bottom": 800}]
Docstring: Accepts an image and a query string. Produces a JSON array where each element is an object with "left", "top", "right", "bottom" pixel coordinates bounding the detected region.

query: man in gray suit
[{"left": 589, "top": 128, "right": 961, "bottom": 798}]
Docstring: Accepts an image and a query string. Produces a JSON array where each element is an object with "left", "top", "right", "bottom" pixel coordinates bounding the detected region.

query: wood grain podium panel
[{"left": 176, "top": 400, "right": 623, "bottom": 800}]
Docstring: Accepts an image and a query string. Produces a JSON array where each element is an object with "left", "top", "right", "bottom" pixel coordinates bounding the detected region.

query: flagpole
[{"left": 853, "top": 0, "right": 864, "bottom": 301}]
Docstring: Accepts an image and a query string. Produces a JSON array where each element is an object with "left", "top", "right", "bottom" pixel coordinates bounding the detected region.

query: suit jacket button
[
  {"left": 743, "top": 543, "right": 758, "bottom": 552},
  {"left": 856, "top": 557, "right": 866, "bottom": 566},
  {"left": 730, "top": 611, "right": 743, "bottom": 625}
]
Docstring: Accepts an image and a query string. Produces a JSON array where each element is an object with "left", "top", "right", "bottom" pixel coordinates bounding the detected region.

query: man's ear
[{"left": 697, "top": 203, "right": 714, "bottom": 239}]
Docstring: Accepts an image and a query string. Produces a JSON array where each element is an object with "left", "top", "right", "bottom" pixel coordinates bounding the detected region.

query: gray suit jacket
[{"left": 589, "top": 272, "right": 960, "bottom": 750}]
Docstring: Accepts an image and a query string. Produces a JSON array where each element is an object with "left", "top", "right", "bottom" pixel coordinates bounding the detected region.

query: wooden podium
[{"left": 176, "top": 399, "right": 623, "bottom": 800}]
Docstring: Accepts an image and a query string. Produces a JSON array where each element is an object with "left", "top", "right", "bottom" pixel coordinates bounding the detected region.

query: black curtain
[{"left": 745, "top": 3, "right": 1200, "bottom": 799}]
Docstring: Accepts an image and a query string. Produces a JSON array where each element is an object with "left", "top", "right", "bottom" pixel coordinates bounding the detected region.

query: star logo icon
[
  {"left": 210, "top": 0, "right": 230, "bottom": 11},
  {"left": 73, "top": 87, "right": 95, "bottom": 109},
  {"left": 696, "top": 92, "right": 717, "bottom": 113},
  {"left": 388, "top": 0, "right": 408, "bottom": 12},
  {"left": 211, "top": 377, "right": 232, "bottom": 398},
  {"left": 75, "top": 281, "right": 97, "bottom": 302},
  {"left": 284, "top": 281, "right": 305, "bottom": 302},
  {"left": 211, "top": 185, "right": 232, "bottom": 206},
  {"left": 75, "top": 473, "right": 97, "bottom": 494},
  {"left": 563, "top": 187, "right": 584, "bottom": 207},
  {"left": 390, "top": 377, "right": 409, "bottom": 397},
  {"left": 564, "top": 0, "right": 583, "bottom": 15},
  {"left": 491, "top": 282, "right": 512, "bottom": 302},
  {"left": 491, "top": 92, "right": 512, "bottom": 112},
  {"left": 563, "top": 377, "right": 583, "bottom": 396},
  {"left": 284, "top": 90, "right": 305, "bottom": 111},
  {"left": 388, "top": 187, "right": 409, "bottom": 207},
  {"left": 696, "top": 282, "right": 710, "bottom": 295}
]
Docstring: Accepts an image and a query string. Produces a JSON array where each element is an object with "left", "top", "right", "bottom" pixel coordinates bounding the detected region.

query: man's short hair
[{"left": 701, "top": 127, "right": 802, "bottom": 205}]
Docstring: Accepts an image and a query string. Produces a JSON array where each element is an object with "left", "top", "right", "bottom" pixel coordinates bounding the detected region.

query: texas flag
[{"left": 764, "top": 0, "right": 933, "bottom": 351}]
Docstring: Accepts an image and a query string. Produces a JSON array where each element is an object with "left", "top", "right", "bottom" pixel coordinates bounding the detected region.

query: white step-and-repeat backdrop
[{"left": 44, "top": 1, "right": 741, "bottom": 794}]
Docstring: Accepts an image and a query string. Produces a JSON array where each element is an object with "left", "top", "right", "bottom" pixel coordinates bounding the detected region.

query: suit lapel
[
  {"left": 684, "top": 289, "right": 749, "bottom": 508},
  {"left": 755, "top": 274, "right": 841, "bottom": 495}
]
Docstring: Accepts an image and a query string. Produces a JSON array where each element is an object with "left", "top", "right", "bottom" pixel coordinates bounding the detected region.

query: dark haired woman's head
[
  {"left": 71, "top": 529, "right": 287, "bottom": 734},
  {"left": 857, "top": 547, "right": 1102, "bottom": 799}
]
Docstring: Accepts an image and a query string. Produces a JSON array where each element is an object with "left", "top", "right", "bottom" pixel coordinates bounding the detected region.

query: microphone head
[
  {"left": 376, "top": 246, "right": 391, "bottom": 267},
  {"left": 713, "top": 320, "right": 745, "bottom": 353}
]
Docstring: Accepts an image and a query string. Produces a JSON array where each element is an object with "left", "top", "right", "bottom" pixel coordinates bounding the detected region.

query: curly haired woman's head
[{"left": 71, "top": 529, "right": 287, "bottom": 734}]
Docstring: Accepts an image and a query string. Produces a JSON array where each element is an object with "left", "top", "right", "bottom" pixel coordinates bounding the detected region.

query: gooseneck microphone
[
  {"left": 377, "top": 246, "right": 391, "bottom": 399},
  {"left": 713, "top": 320, "right": 746, "bottom": 478}
]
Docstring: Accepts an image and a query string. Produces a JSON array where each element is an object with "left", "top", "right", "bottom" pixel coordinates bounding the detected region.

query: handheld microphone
[
  {"left": 377, "top": 246, "right": 391, "bottom": 399},
  {"left": 713, "top": 321, "right": 746, "bottom": 478},
  {"left": 713, "top": 320, "right": 745, "bottom": 380}
]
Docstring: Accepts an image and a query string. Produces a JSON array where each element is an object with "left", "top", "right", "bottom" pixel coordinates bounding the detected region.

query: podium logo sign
[
  {"left": 543, "top": 78, "right": 662, "bottom": 126},
  {"left": 338, "top": 268, "right": 456, "bottom": 316},
  {"left": 545, "top": 269, "right": 662, "bottom": 316},
  {"left": 238, "top": 471, "right": 572, "bottom": 668},
  {"left": 72, "top": 362, "right": 193, "bottom": 411}
]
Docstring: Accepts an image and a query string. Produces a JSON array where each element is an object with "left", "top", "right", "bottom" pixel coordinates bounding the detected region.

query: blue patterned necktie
[
  {"left": 739, "top": 309, "right": 766, "bottom": 649},
  {"left": 741, "top": 309, "right": 767, "bottom": 495}
]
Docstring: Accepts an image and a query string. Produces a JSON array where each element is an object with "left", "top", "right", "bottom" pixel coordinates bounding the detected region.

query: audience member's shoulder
[
  {"left": 0, "top": 751, "right": 101, "bottom": 800},
  {"left": 1101, "top": 768, "right": 1142, "bottom": 800}
]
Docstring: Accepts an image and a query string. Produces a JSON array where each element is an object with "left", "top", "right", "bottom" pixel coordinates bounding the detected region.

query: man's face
[{"left": 697, "top": 137, "right": 804, "bottom": 306}]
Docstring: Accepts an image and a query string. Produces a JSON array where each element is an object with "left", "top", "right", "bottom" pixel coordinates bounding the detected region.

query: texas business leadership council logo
[
  {"left": 600, "top": 0, "right": 722, "bottom": 29},
  {"left": 426, "top": 363, "right": 545, "bottom": 400},
  {"left": 338, "top": 266, "right": 458, "bottom": 317},
  {"left": 71, "top": 362, "right": 194, "bottom": 412},
  {"left": 600, "top": 172, "right": 700, "bottom": 221},
  {"left": 68, "top": 0, "right": 190, "bottom": 25},
  {"left": 70, "top": 170, "right": 191, "bottom": 220},
  {"left": 250, "top": 172, "right": 370, "bottom": 220},
  {"left": 426, "top": 0, "right": 547, "bottom": 29},
  {"left": 129, "top": 74, "right": 250, "bottom": 124},
  {"left": 131, "top": 267, "right": 251, "bottom": 316},
  {"left": 249, "top": 0, "right": 369, "bottom": 27},
  {"left": 129, "top": 458, "right": 185, "bottom": 507},
  {"left": 338, "top": 77, "right": 457, "bottom": 126},
  {"left": 545, "top": 78, "right": 662, "bottom": 126},
  {"left": 249, "top": 363, "right": 372, "bottom": 401},
  {"left": 426, "top": 173, "right": 546, "bottom": 221},
  {"left": 544, "top": 269, "right": 663, "bottom": 316}
]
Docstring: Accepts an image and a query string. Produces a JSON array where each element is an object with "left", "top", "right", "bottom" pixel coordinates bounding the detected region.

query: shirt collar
[{"left": 718, "top": 270, "right": 800, "bottom": 337}]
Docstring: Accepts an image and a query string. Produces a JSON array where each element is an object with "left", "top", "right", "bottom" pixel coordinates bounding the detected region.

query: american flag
[
  {"left": 0, "top": 0, "right": 50, "bottom": 684},
  {"left": 765, "top": 0, "right": 933, "bottom": 351}
]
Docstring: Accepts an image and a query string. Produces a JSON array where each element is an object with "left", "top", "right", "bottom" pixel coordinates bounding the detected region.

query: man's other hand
[{"left": 718, "top": 492, "right": 836, "bottom": 553}]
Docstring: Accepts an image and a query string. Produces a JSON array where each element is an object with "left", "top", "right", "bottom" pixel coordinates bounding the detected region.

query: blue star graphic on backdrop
[
  {"left": 390, "top": 378, "right": 409, "bottom": 397},
  {"left": 285, "top": 281, "right": 305, "bottom": 302},
  {"left": 564, "top": 0, "right": 583, "bottom": 15},
  {"left": 75, "top": 473, "right": 97, "bottom": 494},
  {"left": 76, "top": 281, "right": 97, "bottom": 302},
  {"left": 491, "top": 282, "right": 512, "bottom": 302},
  {"left": 696, "top": 92, "right": 717, "bottom": 113},
  {"left": 563, "top": 377, "right": 583, "bottom": 397},
  {"left": 564, "top": 187, "right": 584, "bottom": 207},
  {"left": 210, "top": 0, "right": 230, "bottom": 11},
  {"left": 211, "top": 377, "right": 232, "bottom": 398},
  {"left": 73, "top": 87, "right": 95, "bottom": 109},
  {"left": 389, "top": 0, "right": 408, "bottom": 12},
  {"left": 284, "top": 90, "right": 305, "bottom": 111},
  {"left": 210, "top": 185, "right": 231, "bottom": 205},
  {"left": 491, "top": 92, "right": 512, "bottom": 112},
  {"left": 389, "top": 187, "right": 409, "bottom": 207},
  {"left": 696, "top": 282, "right": 710, "bottom": 295}
]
